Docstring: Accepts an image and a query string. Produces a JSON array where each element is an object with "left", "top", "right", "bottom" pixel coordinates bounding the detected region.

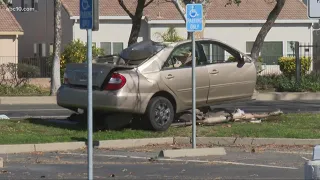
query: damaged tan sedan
[{"left": 57, "top": 39, "right": 257, "bottom": 131}]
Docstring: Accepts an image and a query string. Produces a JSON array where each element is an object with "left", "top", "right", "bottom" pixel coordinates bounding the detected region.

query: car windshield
[{"left": 119, "top": 40, "right": 167, "bottom": 62}]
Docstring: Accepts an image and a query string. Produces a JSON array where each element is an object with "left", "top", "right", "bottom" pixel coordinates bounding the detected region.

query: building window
[
  {"left": 246, "top": 41, "right": 283, "bottom": 65},
  {"left": 261, "top": 42, "right": 283, "bottom": 65},
  {"left": 38, "top": 43, "right": 42, "bottom": 57},
  {"left": 246, "top": 42, "right": 254, "bottom": 55},
  {"left": 113, "top": 42, "right": 123, "bottom": 55},
  {"left": 100, "top": 42, "right": 124, "bottom": 55},
  {"left": 21, "top": 0, "right": 38, "bottom": 11},
  {"left": 33, "top": 43, "right": 37, "bottom": 56},
  {"left": 287, "top": 41, "right": 298, "bottom": 57},
  {"left": 41, "top": 43, "right": 46, "bottom": 57},
  {"left": 100, "top": 42, "right": 111, "bottom": 55},
  {"left": 49, "top": 43, "right": 53, "bottom": 55},
  {"left": 32, "top": 0, "right": 39, "bottom": 11}
]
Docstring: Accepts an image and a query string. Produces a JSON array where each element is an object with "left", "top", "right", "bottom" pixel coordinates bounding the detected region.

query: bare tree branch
[
  {"left": 118, "top": 0, "right": 134, "bottom": 18},
  {"left": 144, "top": 0, "right": 154, "bottom": 7},
  {"left": 171, "top": 0, "right": 186, "bottom": 22},
  {"left": 250, "top": 0, "right": 286, "bottom": 61}
]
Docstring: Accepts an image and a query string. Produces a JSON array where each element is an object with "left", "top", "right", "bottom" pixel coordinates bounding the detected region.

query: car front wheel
[{"left": 144, "top": 96, "right": 174, "bottom": 131}]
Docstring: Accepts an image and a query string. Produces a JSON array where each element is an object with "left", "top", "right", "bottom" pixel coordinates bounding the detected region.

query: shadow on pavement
[
  {"left": 25, "top": 117, "right": 88, "bottom": 131},
  {"left": 24, "top": 113, "right": 149, "bottom": 133}
]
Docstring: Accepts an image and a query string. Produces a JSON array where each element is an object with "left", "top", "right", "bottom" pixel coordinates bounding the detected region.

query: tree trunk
[
  {"left": 187, "top": 32, "right": 192, "bottom": 40},
  {"left": 50, "top": 0, "right": 62, "bottom": 96},
  {"left": 194, "top": 7, "right": 206, "bottom": 39},
  {"left": 128, "top": 17, "right": 142, "bottom": 46},
  {"left": 127, "top": 0, "right": 145, "bottom": 47},
  {"left": 250, "top": 0, "right": 286, "bottom": 61},
  {"left": 171, "top": 0, "right": 192, "bottom": 39},
  {"left": 194, "top": 0, "right": 207, "bottom": 39}
]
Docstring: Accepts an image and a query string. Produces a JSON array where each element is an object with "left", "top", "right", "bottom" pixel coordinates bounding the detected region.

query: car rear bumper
[{"left": 56, "top": 85, "right": 145, "bottom": 114}]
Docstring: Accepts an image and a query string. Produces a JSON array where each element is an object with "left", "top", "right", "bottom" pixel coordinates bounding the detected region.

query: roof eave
[{"left": 0, "top": 31, "right": 23, "bottom": 35}]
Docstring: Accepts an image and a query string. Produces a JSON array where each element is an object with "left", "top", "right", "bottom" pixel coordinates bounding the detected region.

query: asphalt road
[
  {"left": 0, "top": 145, "right": 312, "bottom": 179},
  {"left": 1, "top": 100, "right": 320, "bottom": 119}
]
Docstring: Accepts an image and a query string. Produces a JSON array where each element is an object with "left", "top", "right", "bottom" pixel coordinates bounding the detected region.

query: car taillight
[
  {"left": 104, "top": 73, "right": 126, "bottom": 90},
  {"left": 63, "top": 72, "right": 69, "bottom": 84}
]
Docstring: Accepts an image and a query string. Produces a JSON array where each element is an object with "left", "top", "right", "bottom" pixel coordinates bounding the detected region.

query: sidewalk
[
  {"left": 0, "top": 96, "right": 56, "bottom": 105},
  {"left": 1, "top": 92, "right": 320, "bottom": 105}
]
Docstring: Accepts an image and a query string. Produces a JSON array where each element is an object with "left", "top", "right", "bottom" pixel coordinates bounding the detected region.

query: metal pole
[
  {"left": 295, "top": 41, "right": 301, "bottom": 85},
  {"left": 191, "top": 31, "right": 196, "bottom": 149},
  {"left": 87, "top": 28, "right": 93, "bottom": 180}
]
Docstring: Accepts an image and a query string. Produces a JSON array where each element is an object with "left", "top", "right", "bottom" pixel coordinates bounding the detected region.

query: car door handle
[
  {"left": 210, "top": 69, "right": 219, "bottom": 74},
  {"left": 165, "top": 74, "right": 175, "bottom": 79}
]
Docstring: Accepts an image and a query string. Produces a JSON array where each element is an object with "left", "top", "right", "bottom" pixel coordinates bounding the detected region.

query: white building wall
[
  {"left": 73, "top": 19, "right": 149, "bottom": 50},
  {"left": 149, "top": 24, "right": 188, "bottom": 41},
  {"left": 204, "top": 23, "right": 312, "bottom": 54}
]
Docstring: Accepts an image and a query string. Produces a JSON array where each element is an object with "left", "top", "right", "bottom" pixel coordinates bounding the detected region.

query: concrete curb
[
  {"left": 0, "top": 137, "right": 320, "bottom": 154},
  {"left": 0, "top": 142, "right": 86, "bottom": 154},
  {"left": 255, "top": 92, "right": 320, "bottom": 101},
  {"left": 2, "top": 92, "right": 320, "bottom": 105},
  {"left": 159, "top": 147, "right": 226, "bottom": 158},
  {"left": 174, "top": 137, "right": 320, "bottom": 146},
  {"left": 34, "top": 142, "right": 85, "bottom": 152},
  {"left": 98, "top": 138, "right": 173, "bottom": 149}
]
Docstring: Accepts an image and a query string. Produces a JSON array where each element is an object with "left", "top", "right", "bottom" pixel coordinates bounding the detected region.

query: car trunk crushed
[{"left": 57, "top": 40, "right": 168, "bottom": 114}]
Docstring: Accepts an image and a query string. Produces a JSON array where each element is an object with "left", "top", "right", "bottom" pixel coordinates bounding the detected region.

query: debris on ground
[
  {"left": 66, "top": 107, "right": 283, "bottom": 128},
  {"left": 173, "top": 108, "right": 283, "bottom": 127}
]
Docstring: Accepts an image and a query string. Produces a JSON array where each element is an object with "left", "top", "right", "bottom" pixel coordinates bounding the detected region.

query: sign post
[
  {"left": 80, "top": 0, "right": 99, "bottom": 179},
  {"left": 186, "top": 2, "right": 203, "bottom": 149}
]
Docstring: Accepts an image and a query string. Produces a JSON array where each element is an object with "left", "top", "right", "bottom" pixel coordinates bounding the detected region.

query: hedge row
[{"left": 256, "top": 72, "right": 320, "bottom": 92}]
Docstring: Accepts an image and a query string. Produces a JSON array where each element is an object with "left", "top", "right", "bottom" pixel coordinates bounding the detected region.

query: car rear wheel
[{"left": 144, "top": 96, "right": 174, "bottom": 131}]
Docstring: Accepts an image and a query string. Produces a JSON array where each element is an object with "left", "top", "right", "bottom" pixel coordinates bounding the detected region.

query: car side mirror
[{"left": 237, "top": 55, "right": 245, "bottom": 67}]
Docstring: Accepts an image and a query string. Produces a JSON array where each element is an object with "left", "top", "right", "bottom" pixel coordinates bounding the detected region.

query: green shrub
[
  {"left": 0, "top": 84, "right": 49, "bottom": 96},
  {"left": 256, "top": 72, "right": 320, "bottom": 92},
  {"left": 17, "top": 63, "right": 40, "bottom": 78},
  {"left": 278, "top": 56, "right": 311, "bottom": 77},
  {"left": 60, "top": 39, "right": 104, "bottom": 70},
  {"left": 273, "top": 72, "right": 320, "bottom": 92},
  {"left": 59, "top": 39, "right": 104, "bottom": 83},
  {"left": 256, "top": 74, "right": 280, "bottom": 91},
  {"left": 0, "top": 63, "right": 40, "bottom": 87},
  {"left": 154, "top": 27, "right": 184, "bottom": 42}
]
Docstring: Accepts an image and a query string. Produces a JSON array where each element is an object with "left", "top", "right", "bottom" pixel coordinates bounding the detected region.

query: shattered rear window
[{"left": 119, "top": 40, "right": 167, "bottom": 62}]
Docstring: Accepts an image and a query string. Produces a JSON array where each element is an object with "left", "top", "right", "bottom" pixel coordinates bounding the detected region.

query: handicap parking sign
[
  {"left": 80, "top": 0, "right": 93, "bottom": 29},
  {"left": 186, "top": 4, "right": 203, "bottom": 32}
]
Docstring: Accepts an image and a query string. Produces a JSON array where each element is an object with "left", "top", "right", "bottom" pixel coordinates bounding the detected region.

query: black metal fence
[{"left": 0, "top": 56, "right": 52, "bottom": 78}]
